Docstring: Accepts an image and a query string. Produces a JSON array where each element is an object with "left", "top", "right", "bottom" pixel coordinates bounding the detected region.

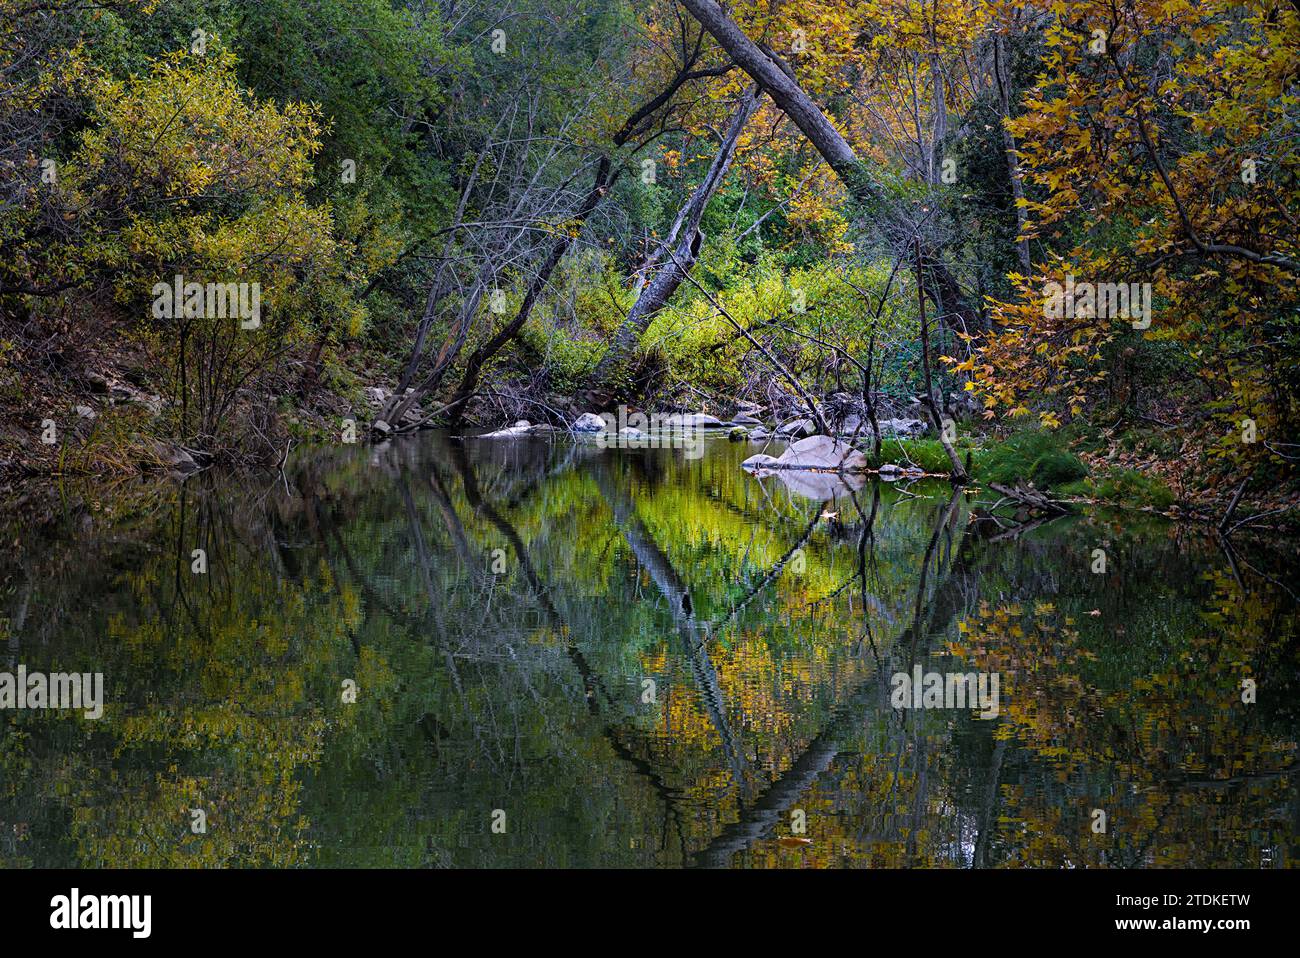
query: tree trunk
[
  {"left": 443, "top": 158, "right": 615, "bottom": 426},
  {"left": 993, "top": 34, "right": 1031, "bottom": 272},
  {"left": 677, "top": 0, "right": 872, "bottom": 201},
  {"left": 677, "top": 0, "right": 982, "bottom": 340},
  {"left": 915, "top": 238, "right": 967, "bottom": 481},
  {"left": 585, "top": 85, "right": 762, "bottom": 400}
]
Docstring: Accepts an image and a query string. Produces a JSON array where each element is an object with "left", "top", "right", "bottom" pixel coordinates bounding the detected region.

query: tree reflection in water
[{"left": 0, "top": 433, "right": 1295, "bottom": 868}]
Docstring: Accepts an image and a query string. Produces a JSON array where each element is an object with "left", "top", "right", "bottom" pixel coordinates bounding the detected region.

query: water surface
[{"left": 1, "top": 432, "right": 1296, "bottom": 868}]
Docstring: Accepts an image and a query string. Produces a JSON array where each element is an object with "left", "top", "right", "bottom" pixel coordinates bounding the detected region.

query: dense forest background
[
  {"left": 1, "top": 0, "right": 1297, "bottom": 519},
  {"left": 2, "top": 0, "right": 1298, "bottom": 871}
]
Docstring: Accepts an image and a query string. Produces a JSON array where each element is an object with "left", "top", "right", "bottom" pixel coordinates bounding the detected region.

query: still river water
[{"left": 1, "top": 431, "right": 1296, "bottom": 867}]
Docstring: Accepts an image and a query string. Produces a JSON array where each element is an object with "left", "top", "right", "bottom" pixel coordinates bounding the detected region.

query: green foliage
[
  {"left": 865, "top": 438, "right": 969, "bottom": 473},
  {"left": 0, "top": 0, "right": 477, "bottom": 461},
  {"left": 63, "top": 47, "right": 350, "bottom": 441},
  {"left": 980, "top": 429, "right": 1089, "bottom": 489},
  {"left": 1061, "top": 468, "right": 1177, "bottom": 510},
  {"left": 518, "top": 323, "right": 603, "bottom": 393},
  {"left": 645, "top": 253, "right": 918, "bottom": 395}
]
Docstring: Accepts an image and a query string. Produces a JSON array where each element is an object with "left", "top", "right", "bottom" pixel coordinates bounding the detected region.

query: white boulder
[
  {"left": 657, "top": 412, "right": 725, "bottom": 429},
  {"left": 880, "top": 418, "right": 928, "bottom": 438},
  {"left": 571, "top": 412, "right": 607, "bottom": 433},
  {"left": 776, "top": 418, "right": 816, "bottom": 438},
  {"left": 742, "top": 434, "right": 866, "bottom": 472}
]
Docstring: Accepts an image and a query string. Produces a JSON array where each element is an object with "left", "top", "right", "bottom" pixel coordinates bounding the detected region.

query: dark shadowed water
[{"left": 1, "top": 432, "right": 1297, "bottom": 867}]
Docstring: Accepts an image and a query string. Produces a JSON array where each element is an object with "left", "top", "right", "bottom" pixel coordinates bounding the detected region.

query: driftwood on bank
[{"left": 988, "top": 481, "right": 1073, "bottom": 515}]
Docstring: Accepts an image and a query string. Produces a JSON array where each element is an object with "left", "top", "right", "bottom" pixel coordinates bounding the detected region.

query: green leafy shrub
[
  {"left": 518, "top": 323, "right": 603, "bottom": 393},
  {"left": 1078, "top": 467, "right": 1176, "bottom": 509},
  {"left": 979, "top": 429, "right": 1088, "bottom": 488},
  {"left": 863, "top": 437, "right": 975, "bottom": 473}
]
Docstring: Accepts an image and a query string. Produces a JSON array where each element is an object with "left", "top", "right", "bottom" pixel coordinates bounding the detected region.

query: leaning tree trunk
[
  {"left": 442, "top": 158, "right": 615, "bottom": 426},
  {"left": 585, "top": 85, "right": 763, "bottom": 402},
  {"left": 676, "top": 0, "right": 982, "bottom": 340}
]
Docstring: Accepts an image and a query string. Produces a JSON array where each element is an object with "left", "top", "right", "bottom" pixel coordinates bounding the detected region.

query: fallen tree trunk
[
  {"left": 989, "top": 481, "right": 1072, "bottom": 515},
  {"left": 1218, "top": 476, "right": 1250, "bottom": 534}
]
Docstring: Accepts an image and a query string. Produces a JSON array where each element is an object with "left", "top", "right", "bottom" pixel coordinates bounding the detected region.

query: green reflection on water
[{"left": 1, "top": 432, "right": 1296, "bottom": 868}]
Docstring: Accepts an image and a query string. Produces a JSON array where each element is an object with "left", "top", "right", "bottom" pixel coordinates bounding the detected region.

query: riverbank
[{"left": 2, "top": 385, "right": 1297, "bottom": 537}]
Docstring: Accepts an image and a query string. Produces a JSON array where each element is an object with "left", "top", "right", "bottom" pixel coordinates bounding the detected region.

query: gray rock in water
[
  {"left": 742, "top": 434, "right": 866, "bottom": 472},
  {"left": 779, "top": 435, "right": 867, "bottom": 471},
  {"left": 876, "top": 461, "right": 925, "bottom": 480},
  {"left": 776, "top": 418, "right": 816, "bottom": 438},
  {"left": 372, "top": 419, "right": 392, "bottom": 437},
  {"left": 478, "top": 419, "right": 569, "bottom": 439},
  {"left": 748, "top": 427, "right": 771, "bottom": 441},
  {"left": 477, "top": 423, "right": 533, "bottom": 438},
  {"left": 657, "top": 412, "right": 725, "bottom": 428},
  {"left": 880, "top": 417, "right": 928, "bottom": 438},
  {"left": 727, "top": 426, "right": 748, "bottom": 441},
  {"left": 731, "top": 413, "right": 764, "bottom": 426},
  {"left": 571, "top": 412, "right": 607, "bottom": 433}
]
